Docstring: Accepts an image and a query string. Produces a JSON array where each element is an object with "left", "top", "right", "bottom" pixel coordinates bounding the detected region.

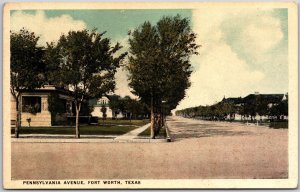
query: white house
[
  {"left": 89, "top": 96, "right": 124, "bottom": 119},
  {"left": 90, "top": 96, "right": 113, "bottom": 118}
]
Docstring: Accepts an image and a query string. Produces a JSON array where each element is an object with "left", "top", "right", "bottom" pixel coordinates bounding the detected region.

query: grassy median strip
[{"left": 12, "top": 119, "right": 150, "bottom": 135}]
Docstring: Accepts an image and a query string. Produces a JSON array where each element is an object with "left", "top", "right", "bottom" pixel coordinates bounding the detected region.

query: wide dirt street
[{"left": 11, "top": 116, "right": 288, "bottom": 179}]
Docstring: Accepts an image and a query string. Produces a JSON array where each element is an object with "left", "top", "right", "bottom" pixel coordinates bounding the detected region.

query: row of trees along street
[
  {"left": 175, "top": 94, "right": 288, "bottom": 124},
  {"left": 10, "top": 15, "right": 199, "bottom": 138},
  {"left": 107, "top": 95, "right": 150, "bottom": 120}
]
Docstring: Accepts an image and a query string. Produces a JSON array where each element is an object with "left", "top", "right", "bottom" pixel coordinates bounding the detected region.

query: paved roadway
[{"left": 11, "top": 116, "right": 288, "bottom": 179}]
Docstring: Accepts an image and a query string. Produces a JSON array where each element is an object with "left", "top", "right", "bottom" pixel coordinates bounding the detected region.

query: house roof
[
  {"left": 88, "top": 96, "right": 110, "bottom": 107},
  {"left": 20, "top": 85, "right": 74, "bottom": 96},
  {"left": 220, "top": 93, "right": 286, "bottom": 105},
  {"left": 222, "top": 97, "right": 243, "bottom": 104},
  {"left": 243, "top": 94, "right": 284, "bottom": 104}
]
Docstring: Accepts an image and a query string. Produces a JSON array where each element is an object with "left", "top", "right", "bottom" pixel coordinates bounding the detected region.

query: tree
[
  {"left": 48, "top": 92, "right": 67, "bottom": 125},
  {"left": 222, "top": 103, "right": 236, "bottom": 120},
  {"left": 10, "top": 29, "right": 45, "bottom": 138},
  {"left": 244, "top": 102, "right": 256, "bottom": 121},
  {"left": 123, "top": 97, "right": 147, "bottom": 120},
  {"left": 121, "top": 96, "right": 131, "bottom": 118},
  {"left": 270, "top": 99, "right": 288, "bottom": 120},
  {"left": 108, "top": 95, "right": 123, "bottom": 119},
  {"left": 128, "top": 15, "right": 199, "bottom": 138},
  {"left": 101, "top": 105, "right": 107, "bottom": 121},
  {"left": 46, "top": 29, "right": 126, "bottom": 138},
  {"left": 255, "top": 95, "right": 269, "bottom": 121}
]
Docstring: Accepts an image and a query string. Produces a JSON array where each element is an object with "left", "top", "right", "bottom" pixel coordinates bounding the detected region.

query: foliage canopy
[
  {"left": 45, "top": 29, "right": 127, "bottom": 137},
  {"left": 128, "top": 15, "right": 199, "bottom": 112}
]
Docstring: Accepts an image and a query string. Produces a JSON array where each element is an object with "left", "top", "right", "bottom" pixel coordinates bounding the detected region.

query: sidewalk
[
  {"left": 114, "top": 123, "right": 150, "bottom": 141},
  {"left": 11, "top": 123, "right": 168, "bottom": 143}
]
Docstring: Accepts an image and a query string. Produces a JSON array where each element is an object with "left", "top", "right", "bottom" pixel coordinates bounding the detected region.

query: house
[
  {"left": 89, "top": 96, "right": 124, "bottom": 119},
  {"left": 89, "top": 96, "right": 113, "bottom": 118},
  {"left": 11, "top": 85, "right": 73, "bottom": 127}
]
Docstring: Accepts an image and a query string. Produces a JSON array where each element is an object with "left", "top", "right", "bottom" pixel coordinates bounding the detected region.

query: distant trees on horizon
[{"left": 175, "top": 93, "right": 288, "bottom": 122}]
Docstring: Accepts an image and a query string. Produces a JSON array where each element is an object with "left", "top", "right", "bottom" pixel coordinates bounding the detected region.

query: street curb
[
  {"left": 11, "top": 134, "right": 116, "bottom": 138},
  {"left": 11, "top": 138, "right": 115, "bottom": 143},
  {"left": 10, "top": 123, "right": 172, "bottom": 143}
]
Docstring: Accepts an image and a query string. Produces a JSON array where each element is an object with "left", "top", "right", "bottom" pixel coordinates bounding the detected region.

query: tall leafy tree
[
  {"left": 255, "top": 95, "right": 269, "bottom": 121},
  {"left": 128, "top": 15, "right": 199, "bottom": 138},
  {"left": 101, "top": 105, "right": 107, "bottom": 121},
  {"left": 10, "top": 28, "right": 45, "bottom": 138},
  {"left": 108, "top": 95, "right": 147, "bottom": 120},
  {"left": 46, "top": 29, "right": 126, "bottom": 138},
  {"left": 108, "top": 94, "right": 122, "bottom": 119},
  {"left": 269, "top": 98, "right": 288, "bottom": 120},
  {"left": 48, "top": 92, "right": 67, "bottom": 125}
]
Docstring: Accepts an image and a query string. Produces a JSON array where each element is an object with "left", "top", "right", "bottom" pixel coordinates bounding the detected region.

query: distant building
[
  {"left": 89, "top": 96, "right": 113, "bottom": 118},
  {"left": 221, "top": 96, "right": 243, "bottom": 106},
  {"left": 89, "top": 96, "right": 124, "bottom": 119}
]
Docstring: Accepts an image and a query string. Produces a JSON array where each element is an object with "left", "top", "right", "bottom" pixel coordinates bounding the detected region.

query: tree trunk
[
  {"left": 15, "top": 110, "right": 20, "bottom": 138},
  {"left": 75, "top": 101, "right": 82, "bottom": 138},
  {"left": 161, "top": 112, "right": 164, "bottom": 127},
  {"left": 155, "top": 113, "right": 161, "bottom": 136},
  {"left": 15, "top": 95, "right": 21, "bottom": 138},
  {"left": 156, "top": 102, "right": 163, "bottom": 135},
  {"left": 150, "top": 96, "right": 155, "bottom": 139},
  {"left": 150, "top": 112, "right": 155, "bottom": 139},
  {"left": 75, "top": 109, "right": 80, "bottom": 138}
]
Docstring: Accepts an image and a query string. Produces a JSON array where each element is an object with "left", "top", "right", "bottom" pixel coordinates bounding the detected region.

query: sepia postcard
[{"left": 2, "top": 2, "right": 298, "bottom": 189}]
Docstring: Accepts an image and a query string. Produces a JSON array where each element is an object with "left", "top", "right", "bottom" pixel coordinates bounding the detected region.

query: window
[
  {"left": 97, "top": 98, "right": 108, "bottom": 105},
  {"left": 22, "top": 96, "right": 41, "bottom": 113}
]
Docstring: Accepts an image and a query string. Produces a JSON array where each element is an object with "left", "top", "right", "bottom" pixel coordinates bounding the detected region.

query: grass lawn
[
  {"left": 204, "top": 119, "right": 288, "bottom": 129},
  {"left": 269, "top": 121, "right": 288, "bottom": 129},
  {"left": 98, "top": 119, "right": 149, "bottom": 126},
  {"left": 234, "top": 120, "right": 288, "bottom": 129},
  {"left": 139, "top": 126, "right": 166, "bottom": 137},
  {"left": 11, "top": 119, "right": 150, "bottom": 135}
]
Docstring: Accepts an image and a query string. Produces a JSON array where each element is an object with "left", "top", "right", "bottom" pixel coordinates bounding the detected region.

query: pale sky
[
  {"left": 178, "top": 8, "right": 288, "bottom": 110},
  {"left": 10, "top": 8, "right": 288, "bottom": 111}
]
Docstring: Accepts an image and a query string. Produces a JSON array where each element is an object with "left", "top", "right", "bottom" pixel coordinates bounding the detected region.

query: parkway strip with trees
[{"left": 10, "top": 15, "right": 199, "bottom": 139}]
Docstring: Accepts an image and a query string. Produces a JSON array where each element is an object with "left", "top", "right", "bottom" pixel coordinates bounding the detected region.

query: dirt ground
[{"left": 11, "top": 116, "right": 288, "bottom": 179}]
